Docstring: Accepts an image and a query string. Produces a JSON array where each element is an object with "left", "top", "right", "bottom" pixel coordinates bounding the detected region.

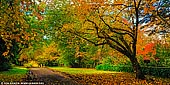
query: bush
[
  {"left": 96, "top": 64, "right": 170, "bottom": 78},
  {"left": 0, "top": 62, "right": 12, "bottom": 71},
  {"left": 141, "top": 67, "right": 170, "bottom": 78},
  {"left": 96, "top": 64, "right": 113, "bottom": 71},
  {"left": 95, "top": 64, "right": 133, "bottom": 72},
  {"left": 23, "top": 61, "right": 39, "bottom": 68}
]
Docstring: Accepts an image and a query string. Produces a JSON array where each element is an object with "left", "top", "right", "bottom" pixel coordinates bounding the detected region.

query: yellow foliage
[{"left": 24, "top": 61, "right": 39, "bottom": 68}]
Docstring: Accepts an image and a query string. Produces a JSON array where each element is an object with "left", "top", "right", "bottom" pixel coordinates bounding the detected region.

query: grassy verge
[
  {"left": 0, "top": 67, "right": 28, "bottom": 82},
  {"left": 49, "top": 67, "right": 120, "bottom": 74}
]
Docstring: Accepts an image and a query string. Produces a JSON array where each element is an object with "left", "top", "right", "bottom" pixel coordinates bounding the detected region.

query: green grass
[
  {"left": 0, "top": 67, "right": 28, "bottom": 75},
  {"left": 49, "top": 67, "right": 120, "bottom": 74},
  {"left": 0, "top": 67, "right": 28, "bottom": 82}
]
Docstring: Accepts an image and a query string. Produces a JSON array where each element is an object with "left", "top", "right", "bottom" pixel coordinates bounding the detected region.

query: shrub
[
  {"left": 23, "top": 61, "right": 39, "bottom": 68},
  {"left": 96, "top": 64, "right": 170, "bottom": 78},
  {"left": 95, "top": 64, "right": 133, "bottom": 72},
  {"left": 95, "top": 64, "right": 114, "bottom": 71},
  {"left": 141, "top": 67, "right": 170, "bottom": 78},
  {"left": 0, "top": 62, "right": 12, "bottom": 71}
]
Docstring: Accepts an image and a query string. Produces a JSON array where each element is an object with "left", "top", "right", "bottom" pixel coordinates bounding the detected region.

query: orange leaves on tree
[
  {"left": 25, "top": 34, "right": 30, "bottom": 41},
  {"left": 122, "top": 18, "right": 129, "bottom": 25},
  {"left": 144, "top": 6, "right": 155, "bottom": 14},
  {"left": 114, "top": 0, "right": 124, "bottom": 5},
  {"left": 150, "top": 6, "right": 156, "bottom": 11},
  {"left": 137, "top": 30, "right": 156, "bottom": 60},
  {"left": 2, "top": 51, "right": 9, "bottom": 56},
  {"left": 144, "top": 7, "right": 149, "bottom": 14},
  {"left": 143, "top": 0, "right": 156, "bottom": 14},
  {"left": 137, "top": 42, "right": 156, "bottom": 60}
]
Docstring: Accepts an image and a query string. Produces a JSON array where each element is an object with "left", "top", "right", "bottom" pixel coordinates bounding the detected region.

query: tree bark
[{"left": 129, "top": 57, "right": 145, "bottom": 79}]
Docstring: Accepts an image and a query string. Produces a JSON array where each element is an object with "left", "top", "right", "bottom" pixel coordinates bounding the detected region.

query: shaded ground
[{"left": 26, "top": 68, "right": 78, "bottom": 85}]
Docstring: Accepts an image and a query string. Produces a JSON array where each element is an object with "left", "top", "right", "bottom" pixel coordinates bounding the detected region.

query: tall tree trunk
[{"left": 129, "top": 57, "right": 145, "bottom": 79}]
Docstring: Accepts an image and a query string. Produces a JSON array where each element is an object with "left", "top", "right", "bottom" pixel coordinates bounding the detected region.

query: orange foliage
[
  {"left": 138, "top": 43, "right": 156, "bottom": 55},
  {"left": 137, "top": 30, "right": 157, "bottom": 60}
]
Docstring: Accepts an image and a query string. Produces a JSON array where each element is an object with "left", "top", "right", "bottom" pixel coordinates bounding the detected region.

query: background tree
[
  {"left": 0, "top": 0, "right": 47, "bottom": 70},
  {"left": 0, "top": 0, "right": 30, "bottom": 70}
]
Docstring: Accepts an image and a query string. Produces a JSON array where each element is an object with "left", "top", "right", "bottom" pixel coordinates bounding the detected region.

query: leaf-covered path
[{"left": 27, "top": 68, "right": 78, "bottom": 85}]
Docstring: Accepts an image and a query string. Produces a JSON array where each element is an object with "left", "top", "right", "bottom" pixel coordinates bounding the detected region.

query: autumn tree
[
  {"left": 54, "top": 0, "right": 162, "bottom": 79},
  {"left": 0, "top": 0, "right": 30, "bottom": 70},
  {"left": 0, "top": 0, "right": 47, "bottom": 70}
]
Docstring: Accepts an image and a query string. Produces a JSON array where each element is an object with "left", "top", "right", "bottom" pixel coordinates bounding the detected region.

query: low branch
[
  {"left": 107, "top": 39, "right": 131, "bottom": 57},
  {"left": 101, "top": 31, "right": 129, "bottom": 53},
  {"left": 119, "top": 36, "right": 132, "bottom": 54}
]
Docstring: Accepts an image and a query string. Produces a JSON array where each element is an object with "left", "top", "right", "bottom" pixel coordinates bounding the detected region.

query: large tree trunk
[{"left": 129, "top": 57, "right": 145, "bottom": 79}]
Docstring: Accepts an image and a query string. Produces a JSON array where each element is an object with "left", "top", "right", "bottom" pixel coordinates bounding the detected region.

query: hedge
[{"left": 95, "top": 64, "right": 170, "bottom": 78}]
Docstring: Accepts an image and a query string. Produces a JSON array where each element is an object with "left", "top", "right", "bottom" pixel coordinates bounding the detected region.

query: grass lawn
[
  {"left": 49, "top": 67, "right": 120, "bottom": 74},
  {"left": 50, "top": 67, "right": 170, "bottom": 84},
  {"left": 0, "top": 67, "right": 28, "bottom": 82}
]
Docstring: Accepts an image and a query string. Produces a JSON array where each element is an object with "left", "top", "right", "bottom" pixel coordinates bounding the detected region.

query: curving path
[{"left": 27, "top": 68, "right": 78, "bottom": 85}]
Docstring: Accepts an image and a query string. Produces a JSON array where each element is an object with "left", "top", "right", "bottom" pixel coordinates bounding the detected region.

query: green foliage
[
  {"left": 95, "top": 64, "right": 114, "bottom": 71},
  {"left": 102, "top": 56, "right": 113, "bottom": 65},
  {"left": 155, "top": 44, "right": 170, "bottom": 67},
  {"left": 0, "top": 62, "right": 12, "bottom": 71},
  {"left": 140, "top": 44, "right": 170, "bottom": 78},
  {"left": 141, "top": 67, "right": 170, "bottom": 78},
  {"left": 96, "top": 63, "right": 170, "bottom": 78},
  {"left": 96, "top": 64, "right": 133, "bottom": 72},
  {"left": 58, "top": 48, "right": 76, "bottom": 67},
  {"left": 0, "top": 67, "right": 28, "bottom": 75},
  {"left": 138, "top": 56, "right": 146, "bottom": 66},
  {"left": 0, "top": 67, "right": 28, "bottom": 82}
]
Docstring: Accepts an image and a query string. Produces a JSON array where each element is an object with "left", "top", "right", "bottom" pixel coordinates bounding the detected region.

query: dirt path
[{"left": 27, "top": 68, "right": 78, "bottom": 85}]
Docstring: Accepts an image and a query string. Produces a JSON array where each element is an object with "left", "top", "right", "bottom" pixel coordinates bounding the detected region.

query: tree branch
[
  {"left": 119, "top": 35, "right": 132, "bottom": 54},
  {"left": 107, "top": 39, "right": 131, "bottom": 57},
  {"left": 86, "top": 18, "right": 132, "bottom": 54},
  {"left": 67, "top": 30, "right": 107, "bottom": 46},
  {"left": 99, "top": 15, "right": 134, "bottom": 39},
  {"left": 101, "top": 31, "right": 130, "bottom": 54},
  {"left": 86, "top": 19, "right": 106, "bottom": 38}
]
